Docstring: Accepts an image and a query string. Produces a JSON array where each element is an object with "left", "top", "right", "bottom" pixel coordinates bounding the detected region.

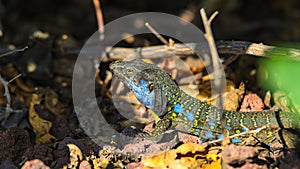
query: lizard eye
[
  {"left": 149, "top": 83, "right": 154, "bottom": 91},
  {"left": 127, "top": 69, "right": 133, "bottom": 74}
]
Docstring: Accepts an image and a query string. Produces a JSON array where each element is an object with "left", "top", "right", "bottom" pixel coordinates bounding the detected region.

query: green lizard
[{"left": 110, "top": 59, "right": 300, "bottom": 146}]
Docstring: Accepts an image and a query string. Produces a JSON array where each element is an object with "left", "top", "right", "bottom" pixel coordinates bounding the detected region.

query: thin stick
[
  {"left": 206, "top": 126, "right": 267, "bottom": 144},
  {"left": 200, "top": 9, "right": 220, "bottom": 72},
  {"left": 0, "top": 18, "right": 3, "bottom": 37},
  {"left": 93, "top": 0, "right": 105, "bottom": 40},
  {"left": 145, "top": 22, "right": 169, "bottom": 46},
  {"left": 200, "top": 9, "right": 224, "bottom": 109},
  {"left": 207, "top": 11, "right": 219, "bottom": 24},
  {"left": 222, "top": 54, "right": 240, "bottom": 67},
  {"left": 0, "top": 46, "right": 28, "bottom": 58},
  {"left": 8, "top": 74, "right": 22, "bottom": 84},
  {"left": 0, "top": 74, "right": 11, "bottom": 112}
]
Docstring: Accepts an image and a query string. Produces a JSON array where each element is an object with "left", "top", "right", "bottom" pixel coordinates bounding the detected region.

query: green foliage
[{"left": 264, "top": 47, "right": 300, "bottom": 107}]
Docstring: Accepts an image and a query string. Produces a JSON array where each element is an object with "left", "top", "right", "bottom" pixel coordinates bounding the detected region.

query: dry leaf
[
  {"left": 175, "top": 143, "right": 207, "bottom": 154},
  {"left": 142, "top": 143, "right": 209, "bottom": 169},
  {"left": 142, "top": 149, "right": 177, "bottom": 168},
  {"left": 29, "top": 94, "right": 55, "bottom": 144},
  {"left": 209, "top": 81, "right": 245, "bottom": 110},
  {"left": 201, "top": 158, "right": 221, "bottom": 169},
  {"left": 63, "top": 144, "right": 83, "bottom": 169},
  {"left": 44, "top": 88, "right": 68, "bottom": 115}
]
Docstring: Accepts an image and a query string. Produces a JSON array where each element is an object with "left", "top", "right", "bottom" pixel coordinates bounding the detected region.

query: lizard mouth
[{"left": 110, "top": 60, "right": 133, "bottom": 87}]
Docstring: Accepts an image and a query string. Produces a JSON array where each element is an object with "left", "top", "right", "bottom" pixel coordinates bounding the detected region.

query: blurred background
[
  {"left": 0, "top": 1, "right": 299, "bottom": 167},
  {"left": 0, "top": 0, "right": 299, "bottom": 45}
]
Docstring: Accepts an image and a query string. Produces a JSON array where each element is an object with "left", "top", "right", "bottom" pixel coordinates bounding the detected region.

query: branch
[
  {"left": 145, "top": 22, "right": 169, "bottom": 46},
  {"left": 100, "top": 41, "right": 300, "bottom": 61},
  {"left": 0, "top": 46, "right": 28, "bottom": 58},
  {"left": 200, "top": 8, "right": 224, "bottom": 109}
]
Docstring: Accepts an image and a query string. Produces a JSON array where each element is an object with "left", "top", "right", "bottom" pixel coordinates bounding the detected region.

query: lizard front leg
[{"left": 140, "top": 113, "right": 172, "bottom": 138}]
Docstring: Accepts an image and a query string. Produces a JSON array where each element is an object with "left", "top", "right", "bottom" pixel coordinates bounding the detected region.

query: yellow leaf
[
  {"left": 175, "top": 143, "right": 207, "bottom": 154},
  {"left": 201, "top": 159, "right": 221, "bottom": 169},
  {"left": 206, "top": 154, "right": 219, "bottom": 162},
  {"left": 142, "top": 150, "right": 177, "bottom": 168},
  {"left": 29, "top": 94, "right": 55, "bottom": 144},
  {"left": 142, "top": 143, "right": 209, "bottom": 169},
  {"left": 64, "top": 144, "right": 83, "bottom": 169}
]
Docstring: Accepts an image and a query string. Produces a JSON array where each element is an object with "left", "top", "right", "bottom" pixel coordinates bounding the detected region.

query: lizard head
[
  {"left": 109, "top": 59, "right": 162, "bottom": 89},
  {"left": 110, "top": 59, "right": 169, "bottom": 112}
]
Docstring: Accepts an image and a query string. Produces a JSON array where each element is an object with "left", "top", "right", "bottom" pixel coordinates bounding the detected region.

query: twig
[
  {"left": 93, "top": 0, "right": 105, "bottom": 40},
  {"left": 207, "top": 11, "right": 219, "bottom": 24},
  {"left": 0, "top": 73, "right": 22, "bottom": 112},
  {"left": 8, "top": 74, "right": 22, "bottom": 83},
  {"left": 0, "top": 17, "right": 3, "bottom": 37},
  {"left": 200, "top": 9, "right": 220, "bottom": 75},
  {"left": 200, "top": 9, "right": 224, "bottom": 109},
  {"left": 145, "top": 22, "right": 169, "bottom": 46},
  {"left": 222, "top": 54, "right": 240, "bottom": 67},
  {"left": 0, "top": 46, "right": 28, "bottom": 58},
  {"left": 0, "top": 74, "right": 11, "bottom": 112},
  {"left": 206, "top": 126, "right": 267, "bottom": 144}
]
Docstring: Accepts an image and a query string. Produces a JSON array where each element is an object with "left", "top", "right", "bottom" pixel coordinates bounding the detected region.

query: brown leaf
[{"left": 44, "top": 89, "right": 69, "bottom": 115}]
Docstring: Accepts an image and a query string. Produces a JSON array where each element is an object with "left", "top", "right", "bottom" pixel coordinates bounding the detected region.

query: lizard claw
[{"left": 137, "top": 130, "right": 152, "bottom": 138}]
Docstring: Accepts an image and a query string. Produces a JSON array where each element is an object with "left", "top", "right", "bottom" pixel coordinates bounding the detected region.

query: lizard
[{"left": 109, "top": 58, "right": 300, "bottom": 146}]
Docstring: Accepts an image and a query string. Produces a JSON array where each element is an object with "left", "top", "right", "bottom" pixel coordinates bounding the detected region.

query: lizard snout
[{"left": 109, "top": 60, "right": 121, "bottom": 71}]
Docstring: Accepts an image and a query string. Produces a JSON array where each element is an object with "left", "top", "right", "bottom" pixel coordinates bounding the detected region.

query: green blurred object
[{"left": 264, "top": 47, "right": 300, "bottom": 107}]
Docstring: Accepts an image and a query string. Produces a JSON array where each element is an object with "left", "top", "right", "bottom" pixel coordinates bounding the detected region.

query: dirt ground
[{"left": 0, "top": 0, "right": 300, "bottom": 168}]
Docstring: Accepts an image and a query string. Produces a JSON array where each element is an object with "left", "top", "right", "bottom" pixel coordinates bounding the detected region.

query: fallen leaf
[
  {"left": 29, "top": 94, "right": 55, "bottom": 144},
  {"left": 201, "top": 158, "right": 221, "bottom": 169},
  {"left": 142, "top": 143, "right": 209, "bottom": 169},
  {"left": 63, "top": 144, "right": 83, "bottom": 169},
  {"left": 44, "top": 88, "right": 69, "bottom": 115},
  {"left": 175, "top": 143, "right": 207, "bottom": 154}
]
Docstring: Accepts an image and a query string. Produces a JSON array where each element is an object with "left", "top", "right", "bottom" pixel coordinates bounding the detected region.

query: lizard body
[{"left": 110, "top": 59, "right": 300, "bottom": 144}]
